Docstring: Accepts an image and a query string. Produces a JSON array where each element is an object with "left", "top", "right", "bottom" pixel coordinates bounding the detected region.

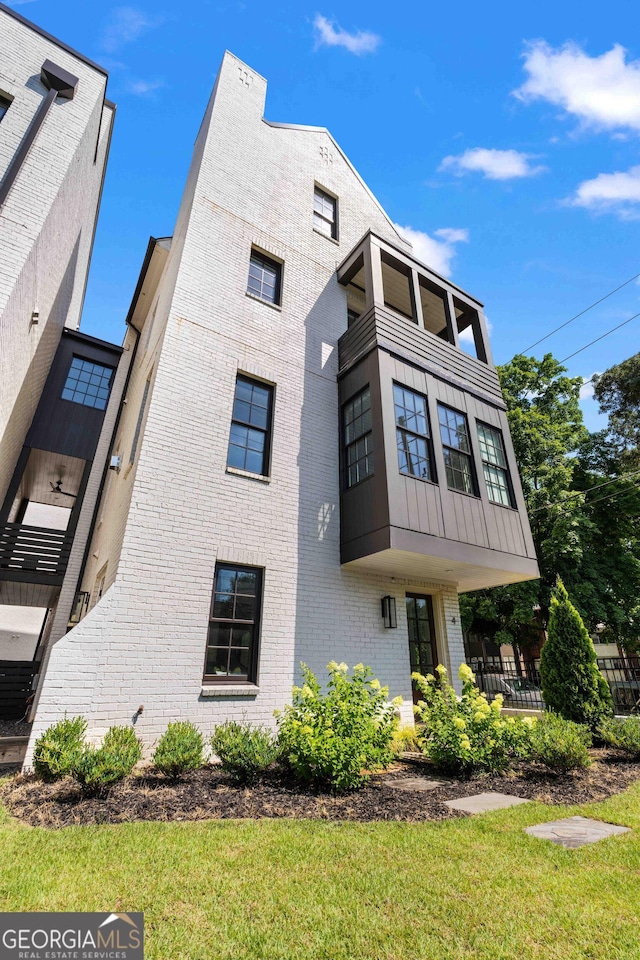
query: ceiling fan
[{"left": 49, "top": 479, "right": 77, "bottom": 499}]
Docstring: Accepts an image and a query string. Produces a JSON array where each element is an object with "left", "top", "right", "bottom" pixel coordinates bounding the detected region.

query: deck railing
[{"left": 0, "top": 522, "right": 71, "bottom": 578}]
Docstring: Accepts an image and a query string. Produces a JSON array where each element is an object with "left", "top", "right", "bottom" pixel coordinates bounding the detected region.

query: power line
[
  {"left": 529, "top": 467, "right": 640, "bottom": 514},
  {"left": 520, "top": 270, "right": 640, "bottom": 354},
  {"left": 559, "top": 310, "right": 640, "bottom": 363}
]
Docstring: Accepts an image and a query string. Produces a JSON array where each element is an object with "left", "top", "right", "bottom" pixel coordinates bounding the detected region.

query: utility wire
[
  {"left": 559, "top": 310, "right": 640, "bottom": 363},
  {"left": 520, "top": 270, "right": 640, "bottom": 354},
  {"left": 529, "top": 467, "right": 640, "bottom": 514},
  {"left": 530, "top": 478, "right": 640, "bottom": 517}
]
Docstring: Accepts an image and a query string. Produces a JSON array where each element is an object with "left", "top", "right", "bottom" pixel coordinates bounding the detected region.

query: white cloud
[
  {"left": 394, "top": 224, "right": 469, "bottom": 277},
  {"left": 313, "top": 15, "right": 380, "bottom": 56},
  {"left": 514, "top": 40, "right": 640, "bottom": 133},
  {"left": 580, "top": 374, "right": 600, "bottom": 400},
  {"left": 102, "top": 7, "right": 157, "bottom": 53},
  {"left": 127, "top": 78, "right": 164, "bottom": 96},
  {"left": 567, "top": 165, "right": 640, "bottom": 218},
  {"left": 439, "top": 147, "right": 545, "bottom": 180},
  {"left": 4, "top": 0, "right": 38, "bottom": 6}
]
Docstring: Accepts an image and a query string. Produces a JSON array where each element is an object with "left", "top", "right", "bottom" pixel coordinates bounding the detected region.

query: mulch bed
[{"left": 2, "top": 749, "right": 640, "bottom": 829}]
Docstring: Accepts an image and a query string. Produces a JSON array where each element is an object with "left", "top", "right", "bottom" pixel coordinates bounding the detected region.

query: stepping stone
[
  {"left": 383, "top": 776, "right": 449, "bottom": 792},
  {"left": 444, "top": 791, "right": 530, "bottom": 814},
  {"left": 525, "top": 816, "right": 630, "bottom": 848}
]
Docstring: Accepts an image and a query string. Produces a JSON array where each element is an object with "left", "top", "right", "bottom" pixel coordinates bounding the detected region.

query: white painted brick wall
[
  {"left": 0, "top": 10, "right": 112, "bottom": 505},
  {"left": 25, "top": 53, "right": 465, "bottom": 763}
]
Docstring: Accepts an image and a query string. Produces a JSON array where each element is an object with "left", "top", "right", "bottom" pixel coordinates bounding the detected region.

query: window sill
[
  {"left": 226, "top": 466, "right": 270, "bottom": 484},
  {"left": 201, "top": 684, "right": 259, "bottom": 697},
  {"left": 313, "top": 227, "right": 339, "bottom": 246},
  {"left": 245, "top": 292, "right": 282, "bottom": 312}
]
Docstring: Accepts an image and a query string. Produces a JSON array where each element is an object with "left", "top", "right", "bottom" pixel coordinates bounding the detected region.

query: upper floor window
[
  {"left": 438, "top": 403, "right": 476, "bottom": 495},
  {"left": 247, "top": 249, "right": 282, "bottom": 305},
  {"left": 313, "top": 186, "right": 338, "bottom": 239},
  {"left": 477, "top": 422, "right": 512, "bottom": 506},
  {"left": 227, "top": 375, "right": 274, "bottom": 476},
  {"left": 0, "top": 95, "right": 11, "bottom": 123},
  {"left": 343, "top": 386, "right": 373, "bottom": 488},
  {"left": 61, "top": 357, "right": 114, "bottom": 410},
  {"left": 394, "top": 384, "right": 434, "bottom": 481},
  {"left": 205, "top": 563, "right": 262, "bottom": 681}
]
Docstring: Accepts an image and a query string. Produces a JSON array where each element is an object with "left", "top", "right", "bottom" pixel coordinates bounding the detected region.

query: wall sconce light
[{"left": 381, "top": 596, "right": 397, "bottom": 629}]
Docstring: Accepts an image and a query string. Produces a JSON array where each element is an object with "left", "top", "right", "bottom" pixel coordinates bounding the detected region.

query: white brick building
[{"left": 18, "top": 51, "right": 538, "bottom": 761}]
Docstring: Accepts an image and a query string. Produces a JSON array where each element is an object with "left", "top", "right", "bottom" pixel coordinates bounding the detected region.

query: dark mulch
[
  {"left": 0, "top": 719, "right": 31, "bottom": 738},
  {"left": 2, "top": 749, "right": 640, "bottom": 829}
]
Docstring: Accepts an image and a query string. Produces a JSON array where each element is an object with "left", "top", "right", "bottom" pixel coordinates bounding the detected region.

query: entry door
[{"left": 406, "top": 594, "right": 439, "bottom": 704}]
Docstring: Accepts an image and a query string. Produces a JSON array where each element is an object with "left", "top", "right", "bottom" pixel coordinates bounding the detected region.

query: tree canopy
[{"left": 461, "top": 352, "right": 640, "bottom": 653}]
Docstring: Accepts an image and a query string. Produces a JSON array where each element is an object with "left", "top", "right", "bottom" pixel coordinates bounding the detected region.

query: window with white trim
[
  {"left": 313, "top": 186, "right": 337, "bottom": 239},
  {"left": 247, "top": 249, "right": 282, "bottom": 305}
]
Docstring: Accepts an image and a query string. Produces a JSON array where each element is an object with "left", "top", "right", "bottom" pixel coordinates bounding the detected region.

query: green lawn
[{"left": 1, "top": 785, "right": 640, "bottom": 960}]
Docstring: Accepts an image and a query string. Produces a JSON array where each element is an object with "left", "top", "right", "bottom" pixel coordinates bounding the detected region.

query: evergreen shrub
[
  {"left": 71, "top": 725, "right": 142, "bottom": 797},
  {"left": 529, "top": 712, "right": 591, "bottom": 770},
  {"left": 153, "top": 721, "right": 204, "bottom": 777},
  {"left": 539, "top": 579, "right": 614, "bottom": 730},
  {"left": 211, "top": 721, "right": 279, "bottom": 784},
  {"left": 32, "top": 716, "right": 87, "bottom": 782}
]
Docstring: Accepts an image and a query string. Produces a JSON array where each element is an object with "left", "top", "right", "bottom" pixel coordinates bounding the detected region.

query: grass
[{"left": 1, "top": 782, "right": 640, "bottom": 959}]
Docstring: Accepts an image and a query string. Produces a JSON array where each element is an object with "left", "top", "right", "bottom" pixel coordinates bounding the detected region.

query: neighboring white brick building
[
  {"left": 0, "top": 4, "right": 114, "bottom": 506},
  {"left": 20, "top": 51, "right": 538, "bottom": 761}
]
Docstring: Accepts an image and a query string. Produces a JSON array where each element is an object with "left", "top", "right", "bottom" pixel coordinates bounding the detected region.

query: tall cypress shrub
[{"left": 540, "top": 578, "right": 613, "bottom": 729}]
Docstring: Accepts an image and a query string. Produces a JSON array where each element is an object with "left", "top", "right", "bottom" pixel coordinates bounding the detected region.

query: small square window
[
  {"left": 61, "top": 357, "right": 114, "bottom": 410},
  {"left": 247, "top": 249, "right": 282, "bottom": 305},
  {"left": 313, "top": 186, "right": 338, "bottom": 240}
]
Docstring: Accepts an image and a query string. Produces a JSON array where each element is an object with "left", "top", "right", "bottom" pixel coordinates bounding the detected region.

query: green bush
[
  {"left": 599, "top": 716, "right": 640, "bottom": 758},
  {"left": 71, "top": 725, "right": 142, "bottom": 797},
  {"left": 153, "top": 721, "right": 204, "bottom": 777},
  {"left": 539, "top": 578, "right": 614, "bottom": 730},
  {"left": 33, "top": 716, "right": 87, "bottom": 782},
  {"left": 413, "top": 664, "right": 532, "bottom": 775},
  {"left": 529, "top": 711, "right": 591, "bottom": 770},
  {"left": 276, "top": 661, "right": 400, "bottom": 792},
  {"left": 211, "top": 721, "right": 279, "bottom": 784}
]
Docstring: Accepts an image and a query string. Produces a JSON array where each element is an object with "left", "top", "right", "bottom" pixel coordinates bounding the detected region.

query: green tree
[
  {"left": 462, "top": 353, "right": 640, "bottom": 651},
  {"left": 593, "top": 352, "right": 640, "bottom": 469},
  {"left": 539, "top": 579, "right": 613, "bottom": 730}
]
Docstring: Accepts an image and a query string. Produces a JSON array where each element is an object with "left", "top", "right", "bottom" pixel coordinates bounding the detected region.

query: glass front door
[{"left": 406, "top": 594, "right": 439, "bottom": 703}]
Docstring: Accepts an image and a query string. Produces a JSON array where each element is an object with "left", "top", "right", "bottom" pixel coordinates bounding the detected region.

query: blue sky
[{"left": 10, "top": 0, "right": 640, "bottom": 428}]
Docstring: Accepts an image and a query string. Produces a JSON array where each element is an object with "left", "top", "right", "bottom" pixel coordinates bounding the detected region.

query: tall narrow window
[
  {"left": 394, "top": 384, "right": 434, "bottom": 481},
  {"left": 227, "top": 376, "right": 274, "bottom": 476},
  {"left": 0, "top": 95, "right": 11, "bottom": 123},
  {"left": 343, "top": 386, "right": 373, "bottom": 488},
  {"left": 205, "top": 563, "right": 262, "bottom": 681},
  {"left": 477, "top": 423, "right": 513, "bottom": 506},
  {"left": 129, "top": 377, "right": 151, "bottom": 464},
  {"left": 438, "top": 403, "right": 476, "bottom": 495},
  {"left": 61, "top": 357, "right": 114, "bottom": 410},
  {"left": 247, "top": 249, "right": 282, "bottom": 305},
  {"left": 313, "top": 186, "right": 337, "bottom": 239}
]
